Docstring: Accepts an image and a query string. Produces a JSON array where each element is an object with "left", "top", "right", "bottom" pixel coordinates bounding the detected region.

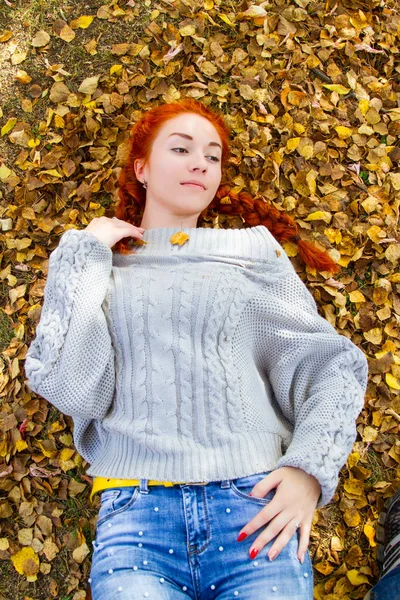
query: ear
[{"left": 134, "top": 158, "right": 146, "bottom": 182}]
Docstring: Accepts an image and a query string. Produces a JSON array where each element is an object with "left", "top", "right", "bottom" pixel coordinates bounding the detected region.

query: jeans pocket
[
  {"left": 96, "top": 487, "right": 140, "bottom": 527},
  {"left": 230, "top": 470, "right": 275, "bottom": 504}
]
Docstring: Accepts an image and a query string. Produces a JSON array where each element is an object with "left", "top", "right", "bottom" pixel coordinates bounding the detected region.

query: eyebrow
[{"left": 168, "top": 132, "right": 222, "bottom": 150}]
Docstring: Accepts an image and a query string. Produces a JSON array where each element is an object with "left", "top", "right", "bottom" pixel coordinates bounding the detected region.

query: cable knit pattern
[{"left": 24, "top": 225, "right": 369, "bottom": 505}]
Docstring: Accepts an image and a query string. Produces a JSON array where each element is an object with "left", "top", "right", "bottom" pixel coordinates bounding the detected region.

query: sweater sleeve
[
  {"left": 24, "top": 228, "right": 116, "bottom": 420},
  {"left": 254, "top": 265, "right": 369, "bottom": 507}
]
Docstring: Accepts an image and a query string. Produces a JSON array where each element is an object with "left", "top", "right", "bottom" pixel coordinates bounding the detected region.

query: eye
[{"left": 172, "top": 148, "right": 220, "bottom": 162}]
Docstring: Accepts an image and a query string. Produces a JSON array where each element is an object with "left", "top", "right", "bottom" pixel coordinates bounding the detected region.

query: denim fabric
[
  {"left": 89, "top": 471, "right": 313, "bottom": 599},
  {"left": 369, "top": 565, "right": 400, "bottom": 600}
]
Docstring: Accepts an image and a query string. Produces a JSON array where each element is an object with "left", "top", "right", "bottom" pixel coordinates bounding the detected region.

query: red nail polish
[
  {"left": 237, "top": 532, "right": 248, "bottom": 542},
  {"left": 249, "top": 493, "right": 253, "bottom": 496},
  {"left": 250, "top": 548, "right": 259, "bottom": 560}
]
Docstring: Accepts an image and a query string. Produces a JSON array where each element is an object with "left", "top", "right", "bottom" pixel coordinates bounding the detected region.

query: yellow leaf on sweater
[{"left": 170, "top": 232, "right": 190, "bottom": 246}]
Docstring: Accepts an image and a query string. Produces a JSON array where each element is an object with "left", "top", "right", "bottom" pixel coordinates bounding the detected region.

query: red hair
[{"left": 114, "top": 99, "right": 339, "bottom": 274}]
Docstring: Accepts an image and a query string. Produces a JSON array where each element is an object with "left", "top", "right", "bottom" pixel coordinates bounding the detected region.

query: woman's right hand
[{"left": 84, "top": 216, "right": 145, "bottom": 249}]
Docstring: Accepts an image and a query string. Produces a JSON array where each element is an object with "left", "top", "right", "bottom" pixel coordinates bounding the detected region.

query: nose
[{"left": 189, "top": 150, "right": 208, "bottom": 172}]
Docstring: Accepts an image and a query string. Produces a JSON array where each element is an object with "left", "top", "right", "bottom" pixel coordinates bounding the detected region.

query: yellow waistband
[{"left": 90, "top": 477, "right": 208, "bottom": 503}]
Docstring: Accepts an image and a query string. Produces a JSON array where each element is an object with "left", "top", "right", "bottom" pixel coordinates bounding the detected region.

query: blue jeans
[
  {"left": 368, "top": 565, "right": 400, "bottom": 600},
  {"left": 89, "top": 471, "right": 313, "bottom": 599}
]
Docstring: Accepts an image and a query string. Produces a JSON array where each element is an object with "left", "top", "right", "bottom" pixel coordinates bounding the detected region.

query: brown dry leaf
[
  {"left": 78, "top": 75, "right": 100, "bottom": 95},
  {"left": 314, "top": 560, "right": 335, "bottom": 576},
  {"left": 53, "top": 19, "right": 76, "bottom": 42},
  {"left": 72, "top": 542, "right": 90, "bottom": 564},
  {"left": 31, "top": 30, "right": 51, "bottom": 47}
]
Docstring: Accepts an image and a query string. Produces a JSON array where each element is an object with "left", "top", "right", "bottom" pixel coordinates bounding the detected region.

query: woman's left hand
[{"left": 237, "top": 466, "right": 321, "bottom": 563}]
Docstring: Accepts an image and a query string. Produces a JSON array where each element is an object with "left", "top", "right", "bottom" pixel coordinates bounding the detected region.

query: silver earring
[{"left": 142, "top": 180, "right": 147, "bottom": 189}]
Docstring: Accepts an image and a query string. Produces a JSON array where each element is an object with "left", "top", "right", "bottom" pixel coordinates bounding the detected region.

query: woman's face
[{"left": 134, "top": 112, "right": 223, "bottom": 227}]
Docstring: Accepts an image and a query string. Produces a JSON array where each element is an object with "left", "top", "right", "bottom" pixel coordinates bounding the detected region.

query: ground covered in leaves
[{"left": 0, "top": 0, "right": 400, "bottom": 598}]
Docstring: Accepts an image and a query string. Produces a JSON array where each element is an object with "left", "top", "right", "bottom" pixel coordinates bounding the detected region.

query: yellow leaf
[
  {"left": 347, "top": 452, "right": 360, "bottom": 468},
  {"left": 298, "top": 143, "right": 314, "bottom": 160},
  {"left": 335, "top": 126, "right": 352, "bottom": 139},
  {"left": 14, "top": 70, "right": 32, "bottom": 84},
  {"left": 346, "top": 569, "right": 370, "bottom": 586},
  {"left": 386, "top": 373, "right": 400, "bottom": 390},
  {"left": 359, "top": 99, "right": 369, "bottom": 115},
  {"left": 313, "top": 583, "right": 325, "bottom": 600},
  {"left": 77, "top": 15, "right": 94, "bottom": 29},
  {"left": 0, "top": 30, "right": 13, "bottom": 42},
  {"left": 282, "top": 241, "right": 299, "bottom": 257},
  {"left": 110, "top": 64, "right": 123, "bottom": 76},
  {"left": 305, "top": 211, "right": 332, "bottom": 223},
  {"left": 60, "top": 448, "right": 75, "bottom": 462},
  {"left": 306, "top": 170, "right": 317, "bottom": 195},
  {"left": 362, "top": 426, "right": 378, "bottom": 442},
  {"left": 179, "top": 25, "right": 196, "bottom": 36},
  {"left": 59, "top": 433, "right": 73, "bottom": 446},
  {"left": 349, "top": 290, "right": 366, "bottom": 303},
  {"left": 0, "top": 164, "right": 12, "bottom": 181},
  {"left": 344, "top": 479, "right": 364, "bottom": 496},
  {"left": 1, "top": 118, "right": 17, "bottom": 136},
  {"left": 38, "top": 169, "right": 63, "bottom": 178},
  {"left": 287, "top": 91, "right": 307, "bottom": 106},
  {"left": 364, "top": 522, "right": 377, "bottom": 547},
  {"left": 15, "top": 440, "right": 28, "bottom": 452},
  {"left": 218, "top": 13, "right": 235, "bottom": 26},
  {"left": 364, "top": 327, "right": 383, "bottom": 345},
  {"left": 11, "top": 547, "right": 40, "bottom": 582},
  {"left": 28, "top": 138, "right": 41, "bottom": 148},
  {"left": 344, "top": 508, "right": 361, "bottom": 527},
  {"left": 293, "top": 123, "right": 305, "bottom": 134},
  {"left": 314, "top": 560, "right": 334, "bottom": 575},
  {"left": 323, "top": 84, "right": 351, "bottom": 94},
  {"left": 0, "top": 538, "right": 9, "bottom": 551},
  {"left": 306, "top": 55, "right": 320, "bottom": 68},
  {"left": 286, "top": 137, "right": 301, "bottom": 151},
  {"left": 170, "top": 232, "right": 190, "bottom": 246}
]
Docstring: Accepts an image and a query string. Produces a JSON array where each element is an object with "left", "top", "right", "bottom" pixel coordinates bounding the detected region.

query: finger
[
  {"left": 248, "top": 510, "right": 293, "bottom": 558},
  {"left": 250, "top": 470, "right": 282, "bottom": 498},
  {"left": 297, "top": 519, "right": 312, "bottom": 563},
  {"left": 237, "top": 501, "right": 281, "bottom": 542},
  {"left": 267, "top": 518, "right": 300, "bottom": 561},
  {"left": 250, "top": 513, "right": 300, "bottom": 561}
]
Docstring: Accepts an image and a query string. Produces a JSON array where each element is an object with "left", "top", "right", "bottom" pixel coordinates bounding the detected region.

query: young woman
[{"left": 24, "top": 99, "right": 369, "bottom": 599}]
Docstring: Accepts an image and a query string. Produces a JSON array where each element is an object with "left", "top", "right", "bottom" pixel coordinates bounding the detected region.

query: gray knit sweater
[{"left": 24, "top": 225, "right": 369, "bottom": 506}]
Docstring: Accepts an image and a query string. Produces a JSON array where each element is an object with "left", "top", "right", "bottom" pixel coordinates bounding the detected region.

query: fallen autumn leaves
[{"left": 0, "top": 0, "right": 400, "bottom": 598}]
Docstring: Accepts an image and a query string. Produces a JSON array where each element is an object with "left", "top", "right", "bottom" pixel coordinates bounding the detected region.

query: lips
[{"left": 181, "top": 182, "right": 206, "bottom": 190}]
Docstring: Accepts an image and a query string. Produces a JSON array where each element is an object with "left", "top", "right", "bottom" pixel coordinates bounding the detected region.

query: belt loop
[
  {"left": 220, "top": 479, "right": 231, "bottom": 489},
  {"left": 140, "top": 479, "right": 149, "bottom": 494}
]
